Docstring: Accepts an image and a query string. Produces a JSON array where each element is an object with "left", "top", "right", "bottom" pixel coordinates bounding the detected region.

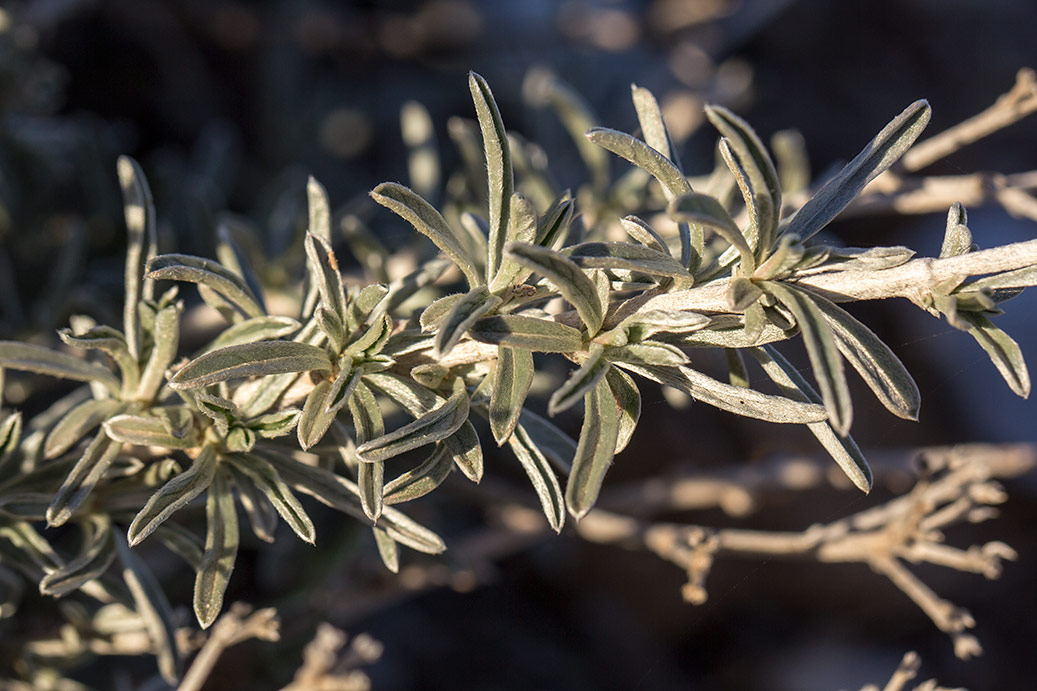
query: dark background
[{"left": 2, "top": 0, "right": 1035, "bottom": 688}]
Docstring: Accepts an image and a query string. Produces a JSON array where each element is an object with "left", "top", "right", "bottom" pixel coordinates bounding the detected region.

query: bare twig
[
  {"left": 281, "top": 623, "right": 382, "bottom": 691},
  {"left": 859, "top": 651, "right": 965, "bottom": 691},
  {"left": 177, "top": 603, "right": 280, "bottom": 691}
]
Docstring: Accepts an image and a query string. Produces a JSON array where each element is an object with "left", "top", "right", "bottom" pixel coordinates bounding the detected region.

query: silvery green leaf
[
  {"left": 444, "top": 420, "right": 483, "bottom": 483},
  {"left": 469, "top": 314, "right": 584, "bottom": 353},
  {"left": 46, "top": 431, "right": 122, "bottom": 527},
  {"left": 469, "top": 72, "right": 514, "bottom": 281},
  {"left": 153, "top": 522, "right": 205, "bottom": 570},
  {"left": 505, "top": 243, "right": 603, "bottom": 334},
  {"left": 631, "top": 84, "right": 682, "bottom": 169},
  {"left": 228, "top": 466, "right": 277, "bottom": 543},
  {"left": 228, "top": 454, "right": 314, "bottom": 544},
  {"left": 315, "top": 305, "right": 345, "bottom": 353},
  {"left": 782, "top": 100, "right": 931, "bottom": 242},
  {"left": 0, "top": 341, "right": 120, "bottom": 395},
  {"left": 606, "top": 367, "right": 640, "bottom": 454},
  {"left": 0, "top": 410, "right": 21, "bottom": 464},
  {"left": 136, "top": 301, "right": 181, "bottom": 401},
  {"left": 420, "top": 293, "right": 464, "bottom": 332},
  {"left": 753, "top": 233, "right": 804, "bottom": 280},
  {"left": 435, "top": 286, "right": 503, "bottom": 357},
  {"left": 194, "top": 468, "right": 238, "bottom": 629},
  {"left": 940, "top": 202, "right": 973, "bottom": 258},
  {"left": 383, "top": 443, "right": 453, "bottom": 505},
  {"left": 57, "top": 326, "right": 137, "bottom": 392},
  {"left": 537, "top": 196, "right": 575, "bottom": 250},
  {"left": 490, "top": 347, "right": 534, "bottom": 445},
  {"left": 373, "top": 527, "right": 399, "bottom": 573},
  {"left": 809, "top": 292, "right": 920, "bottom": 420},
  {"left": 307, "top": 175, "right": 331, "bottom": 241},
  {"left": 264, "top": 451, "right": 446, "bottom": 553},
  {"left": 195, "top": 393, "right": 240, "bottom": 437},
  {"left": 0, "top": 493, "right": 51, "bottom": 521},
  {"left": 771, "top": 129, "right": 810, "bottom": 195},
  {"left": 753, "top": 346, "right": 872, "bottom": 492},
  {"left": 585, "top": 127, "right": 691, "bottom": 200},
  {"left": 117, "top": 156, "right": 157, "bottom": 360},
  {"left": 44, "top": 399, "right": 123, "bottom": 459},
  {"left": 364, "top": 372, "right": 440, "bottom": 415},
  {"left": 507, "top": 421, "right": 565, "bottom": 532},
  {"left": 39, "top": 515, "right": 115, "bottom": 597},
  {"left": 762, "top": 282, "right": 853, "bottom": 435},
  {"left": 704, "top": 105, "right": 781, "bottom": 245},
  {"left": 669, "top": 192, "right": 755, "bottom": 275},
  {"left": 112, "top": 528, "right": 181, "bottom": 684},
  {"left": 345, "top": 313, "right": 393, "bottom": 357},
  {"left": 604, "top": 341, "right": 688, "bottom": 367},
  {"left": 565, "top": 376, "right": 619, "bottom": 519},
  {"left": 225, "top": 426, "right": 256, "bottom": 453},
  {"left": 821, "top": 245, "right": 916, "bottom": 271},
  {"left": 216, "top": 220, "right": 267, "bottom": 315},
  {"left": 201, "top": 315, "right": 300, "bottom": 354},
  {"left": 372, "top": 183, "right": 483, "bottom": 289},
  {"left": 104, "top": 413, "right": 198, "bottom": 449},
  {"left": 549, "top": 345, "right": 609, "bottom": 416},
  {"left": 127, "top": 445, "right": 219, "bottom": 546},
  {"left": 625, "top": 364, "right": 828, "bottom": 424},
  {"left": 411, "top": 363, "right": 449, "bottom": 389},
  {"left": 725, "top": 348, "right": 750, "bottom": 388},
  {"left": 357, "top": 378, "right": 470, "bottom": 462},
  {"left": 170, "top": 341, "right": 331, "bottom": 389},
  {"left": 619, "top": 215, "right": 669, "bottom": 255},
  {"left": 566, "top": 241, "right": 692, "bottom": 279},
  {"left": 349, "top": 381, "right": 385, "bottom": 520},
  {"left": 727, "top": 276, "right": 763, "bottom": 311},
  {"left": 0, "top": 520, "right": 63, "bottom": 573},
  {"left": 617, "top": 310, "right": 711, "bottom": 342},
  {"left": 959, "top": 265, "right": 1037, "bottom": 297},
  {"left": 297, "top": 380, "right": 337, "bottom": 451},
  {"left": 956, "top": 311, "right": 1030, "bottom": 397},
  {"left": 305, "top": 232, "right": 348, "bottom": 321},
  {"left": 490, "top": 193, "right": 539, "bottom": 292},
  {"left": 247, "top": 408, "right": 302, "bottom": 439},
  {"left": 458, "top": 211, "right": 491, "bottom": 267},
  {"left": 146, "top": 254, "right": 264, "bottom": 319},
  {"left": 383, "top": 257, "right": 453, "bottom": 314},
  {"left": 348, "top": 283, "right": 391, "bottom": 330}
]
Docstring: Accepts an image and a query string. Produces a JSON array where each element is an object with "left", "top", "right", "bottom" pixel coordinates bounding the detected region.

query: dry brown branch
[
  {"left": 281, "top": 624, "right": 382, "bottom": 691},
  {"left": 177, "top": 603, "right": 280, "bottom": 691}
]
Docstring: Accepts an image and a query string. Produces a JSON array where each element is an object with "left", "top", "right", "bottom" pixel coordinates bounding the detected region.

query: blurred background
[{"left": 0, "top": 0, "right": 1034, "bottom": 688}]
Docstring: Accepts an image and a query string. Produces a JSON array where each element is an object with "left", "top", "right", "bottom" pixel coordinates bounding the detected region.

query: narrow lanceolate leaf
[
  {"left": 669, "top": 192, "right": 755, "bottom": 275},
  {"left": 444, "top": 420, "right": 483, "bottom": 483},
  {"left": 0, "top": 342, "right": 120, "bottom": 394},
  {"left": 809, "top": 292, "right": 920, "bottom": 420},
  {"left": 112, "top": 529, "right": 181, "bottom": 684},
  {"left": 58, "top": 327, "right": 137, "bottom": 392},
  {"left": 490, "top": 193, "right": 538, "bottom": 291},
  {"left": 603, "top": 341, "right": 689, "bottom": 367},
  {"left": 383, "top": 443, "right": 453, "bottom": 505},
  {"left": 263, "top": 451, "right": 446, "bottom": 553},
  {"left": 703, "top": 105, "right": 781, "bottom": 240},
  {"left": 136, "top": 301, "right": 181, "bottom": 401},
  {"left": 506, "top": 243, "right": 603, "bottom": 334},
  {"left": 469, "top": 315, "right": 584, "bottom": 353},
  {"left": 170, "top": 341, "right": 331, "bottom": 389},
  {"left": 104, "top": 414, "right": 198, "bottom": 449},
  {"left": 373, "top": 527, "right": 399, "bottom": 573},
  {"left": 549, "top": 345, "right": 609, "bottom": 416},
  {"left": 297, "top": 380, "right": 337, "bottom": 451},
  {"left": 469, "top": 72, "right": 514, "bottom": 281},
  {"left": 763, "top": 282, "right": 853, "bottom": 435},
  {"left": 586, "top": 127, "right": 691, "bottom": 200},
  {"left": 305, "top": 232, "right": 347, "bottom": 320},
  {"left": 227, "top": 454, "right": 315, "bottom": 544},
  {"left": 606, "top": 367, "right": 640, "bottom": 454},
  {"left": 146, "top": 254, "right": 264, "bottom": 319},
  {"left": 435, "top": 286, "right": 503, "bottom": 358},
  {"left": 39, "top": 515, "right": 116, "bottom": 597},
  {"left": 783, "top": 100, "right": 932, "bottom": 242},
  {"left": 201, "top": 315, "right": 301, "bottom": 354},
  {"left": 565, "top": 376, "right": 620, "bottom": 519},
  {"left": 619, "top": 216, "right": 670, "bottom": 255},
  {"left": 44, "top": 398, "right": 124, "bottom": 459},
  {"left": 490, "top": 347, "right": 534, "bottom": 445},
  {"left": 194, "top": 469, "right": 238, "bottom": 629},
  {"left": 357, "top": 378, "right": 470, "bottom": 462},
  {"left": 625, "top": 364, "right": 828, "bottom": 424},
  {"left": 0, "top": 410, "right": 22, "bottom": 462},
  {"left": 127, "top": 445, "right": 219, "bottom": 546},
  {"left": 420, "top": 293, "right": 464, "bottom": 332},
  {"left": 537, "top": 196, "right": 575, "bottom": 250},
  {"left": 727, "top": 276, "right": 763, "bottom": 311},
  {"left": 350, "top": 381, "right": 385, "bottom": 520},
  {"left": 47, "top": 431, "right": 123, "bottom": 527},
  {"left": 371, "top": 182, "right": 482, "bottom": 288},
  {"left": 117, "top": 156, "right": 157, "bottom": 361},
  {"left": 248, "top": 408, "right": 302, "bottom": 439},
  {"left": 153, "top": 522, "right": 205, "bottom": 570},
  {"left": 507, "top": 422, "right": 565, "bottom": 532},
  {"left": 229, "top": 466, "right": 277, "bottom": 543},
  {"left": 566, "top": 242, "right": 691, "bottom": 279},
  {"left": 616, "top": 310, "right": 711, "bottom": 342},
  {"left": 940, "top": 202, "right": 973, "bottom": 258},
  {"left": 632, "top": 84, "right": 681, "bottom": 169},
  {"left": 753, "top": 346, "right": 872, "bottom": 492},
  {"left": 957, "top": 311, "right": 1030, "bottom": 398}
]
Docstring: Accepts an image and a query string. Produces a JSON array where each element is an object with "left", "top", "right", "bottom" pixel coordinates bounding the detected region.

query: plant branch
[{"left": 177, "top": 603, "right": 280, "bottom": 691}]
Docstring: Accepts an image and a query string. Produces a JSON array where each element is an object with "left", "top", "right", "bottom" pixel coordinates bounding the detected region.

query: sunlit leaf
[
  {"left": 356, "top": 378, "right": 470, "bottom": 462},
  {"left": 194, "top": 468, "right": 238, "bottom": 629},
  {"left": 44, "top": 399, "right": 124, "bottom": 459},
  {"left": 549, "top": 345, "right": 609, "bottom": 416},
  {"left": 128, "top": 445, "right": 219, "bottom": 546},
  {"left": 146, "top": 254, "right": 264, "bottom": 319},
  {"left": 0, "top": 342, "right": 120, "bottom": 395},
  {"left": 469, "top": 71, "right": 514, "bottom": 281},
  {"left": 117, "top": 156, "right": 157, "bottom": 360},
  {"left": 46, "top": 431, "right": 123, "bottom": 527},
  {"left": 435, "top": 286, "right": 502, "bottom": 357},
  {"left": 565, "top": 376, "right": 619, "bottom": 519},
  {"left": 566, "top": 241, "right": 692, "bottom": 278},
  {"left": 506, "top": 242, "right": 603, "bottom": 334},
  {"left": 383, "top": 443, "right": 453, "bottom": 505},
  {"left": 170, "top": 341, "right": 331, "bottom": 389}
]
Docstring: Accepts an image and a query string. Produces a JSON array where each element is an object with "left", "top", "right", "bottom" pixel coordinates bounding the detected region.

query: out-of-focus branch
[
  {"left": 177, "top": 604, "right": 280, "bottom": 691},
  {"left": 281, "top": 624, "right": 383, "bottom": 691},
  {"left": 859, "top": 651, "right": 965, "bottom": 691}
]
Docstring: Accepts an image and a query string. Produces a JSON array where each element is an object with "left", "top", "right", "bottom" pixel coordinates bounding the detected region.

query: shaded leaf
[
  {"left": 356, "top": 378, "right": 470, "bottom": 462},
  {"left": 305, "top": 232, "right": 347, "bottom": 320},
  {"left": 549, "top": 345, "right": 609, "bottom": 415},
  {"left": 490, "top": 347, "right": 534, "bottom": 445},
  {"left": 248, "top": 408, "right": 302, "bottom": 439},
  {"left": 104, "top": 413, "right": 198, "bottom": 449},
  {"left": 201, "top": 315, "right": 300, "bottom": 354},
  {"left": 383, "top": 443, "right": 453, "bottom": 505},
  {"left": 490, "top": 193, "right": 539, "bottom": 291},
  {"left": 435, "top": 286, "right": 503, "bottom": 357},
  {"left": 136, "top": 302, "right": 181, "bottom": 401},
  {"left": 566, "top": 241, "right": 692, "bottom": 278},
  {"left": 940, "top": 202, "right": 973, "bottom": 258},
  {"left": 469, "top": 314, "right": 584, "bottom": 353},
  {"left": 373, "top": 527, "right": 399, "bottom": 573},
  {"left": 350, "top": 381, "right": 385, "bottom": 520},
  {"left": 228, "top": 454, "right": 314, "bottom": 544},
  {"left": 619, "top": 215, "right": 669, "bottom": 255},
  {"left": 565, "top": 376, "right": 620, "bottom": 519},
  {"left": 153, "top": 522, "right": 205, "bottom": 570},
  {"left": 507, "top": 421, "right": 565, "bottom": 532},
  {"left": 506, "top": 243, "right": 603, "bottom": 334},
  {"left": 782, "top": 100, "right": 931, "bottom": 241},
  {"left": 957, "top": 311, "right": 1030, "bottom": 397},
  {"left": 117, "top": 156, "right": 157, "bottom": 360},
  {"left": 128, "top": 445, "right": 219, "bottom": 546},
  {"left": 603, "top": 341, "right": 689, "bottom": 367},
  {"left": 605, "top": 367, "right": 641, "bottom": 454},
  {"left": 669, "top": 192, "right": 755, "bottom": 274},
  {"left": 0, "top": 341, "right": 120, "bottom": 394},
  {"left": 44, "top": 399, "right": 123, "bottom": 459},
  {"left": 46, "top": 431, "right": 123, "bottom": 527},
  {"left": 39, "top": 515, "right": 115, "bottom": 597},
  {"left": 469, "top": 71, "right": 514, "bottom": 281},
  {"left": 146, "top": 254, "right": 264, "bottom": 319},
  {"left": 170, "top": 341, "right": 331, "bottom": 389},
  {"left": 228, "top": 466, "right": 278, "bottom": 543},
  {"left": 194, "top": 469, "right": 238, "bottom": 629}
]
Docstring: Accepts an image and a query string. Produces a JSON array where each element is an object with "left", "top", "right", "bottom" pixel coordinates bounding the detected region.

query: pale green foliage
[{"left": 0, "top": 73, "right": 1032, "bottom": 687}]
